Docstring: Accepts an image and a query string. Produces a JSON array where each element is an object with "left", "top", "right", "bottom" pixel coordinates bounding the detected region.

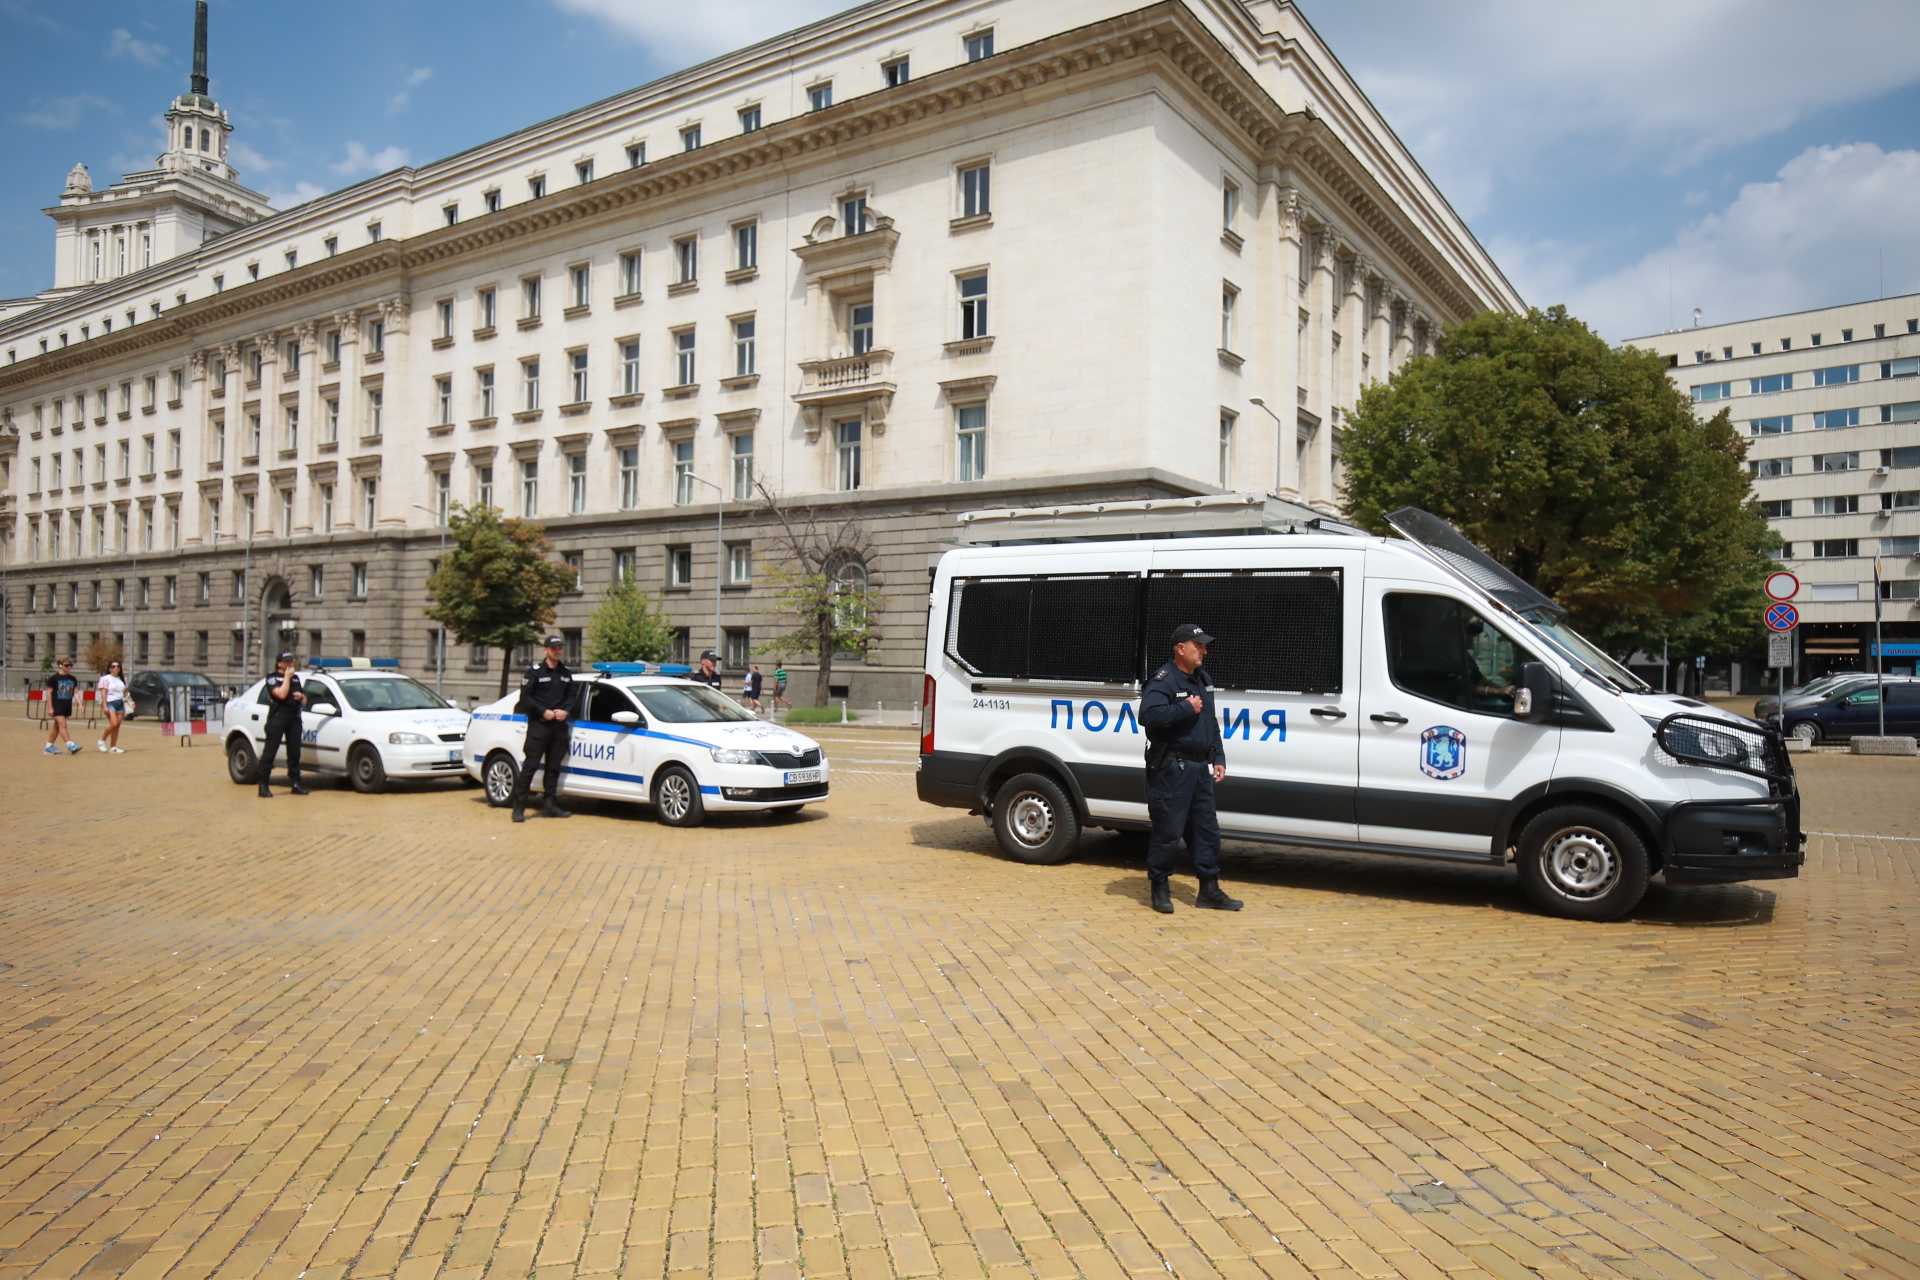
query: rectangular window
[
  {"left": 561, "top": 554, "right": 584, "bottom": 595},
  {"left": 835, "top": 419, "right": 863, "bottom": 491},
  {"left": 575, "top": 159, "right": 594, "bottom": 184},
  {"left": 1812, "top": 452, "right": 1859, "bottom": 472},
  {"left": 626, "top": 143, "right": 645, "bottom": 168},
  {"left": 673, "top": 440, "right": 695, "bottom": 506},
  {"left": 570, "top": 264, "right": 590, "bottom": 310},
  {"left": 247, "top": 413, "right": 261, "bottom": 457},
  {"left": 523, "top": 360, "right": 540, "bottom": 411},
  {"left": 730, "top": 431, "right": 754, "bottom": 500},
  {"left": 733, "top": 317, "right": 756, "bottom": 376},
  {"left": 1883, "top": 535, "right": 1920, "bottom": 556},
  {"left": 675, "top": 329, "right": 696, "bottom": 386},
  {"left": 368, "top": 221, "right": 382, "bottom": 242},
  {"left": 1760, "top": 499, "right": 1792, "bottom": 518},
  {"left": 850, "top": 303, "right": 874, "bottom": 356},
  {"left": 1813, "top": 408, "right": 1859, "bottom": 430},
  {"left": 476, "top": 466, "right": 493, "bottom": 508},
  {"left": 613, "top": 548, "right": 637, "bottom": 584},
  {"left": 619, "top": 447, "right": 639, "bottom": 510},
  {"left": 310, "top": 565, "right": 325, "bottom": 598},
  {"left": 1749, "top": 415, "right": 1791, "bottom": 435},
  {"left": 437, "top": 299, "right": 454, "bottom": 338},
  {"left": 1750, "top": 457, "right": 1793, "bottom": 478},
  {"left": 680, "top": 125, "right": 701, "bottom": 152},
  {"left": 528, "top": 176, "right": 546, "bottom": 199},
  {"left": 568, "top": 453, "right": 587, "bottom": 513},
  {"left": 957, "top": 403, "right": 987, "bottom": 482},
  {"left": 367, "top": 389, "right": 383, "bottom": 434},
  {"left": 570, "top": 350, "right": 589, "bottom": 403},
  {"left": 477, "top": 369, "right": 494, "bottom": 418},
  {"left": 1884, "top": 356, "right": 1920, "bottom": 379},
  {"left": 809, "top": 82, "right": 833, "bottom": 111},
  {"left": 1888, "top": 402, "right": 1920, "bottom": 424},
  {"left": 1811, "top": 539, "right": 1859, "bottom": 558},
  {"left": 1811, "top": 495, "right": 1860, "bottom": 515},
  {"left": 1218, "top": 411, "right": 1235, "bottom": 488},
  {"left": 1750, "top": 373, "right": 1792, "bottom": 394},
  {"left": 1691, "top": 381, "right": 1732, "bottom": 401},
  {"left": 361, "top": 477, "right": 378, "bottom": 529},
  {"left": 883, "top": 57, "right": 909, "bottom": 86},
  {"left": 959, "top": 273, "right": 989, "bottom": 339},
  {"left": 522, "top": 276, "right": 542, "bottom": 320},
  {"left": 196, "top": 631, "right": 209, "bottom": 663},
  {"left": 169, "top": 369, "right": 183, "bottom": 402},
  {"left": 1813, "top": 364, "right": 1859, "bottom": 386},
  {"left": 727, "top": 545, "right": 751, "bottom": 585},
  {"left": 168, "top": 428, "right": 181, "bottom": 470},
  {"left": 351, "top": 563, "right": 369, "bottom": 597},
  {"left": 521, "top": 460, "right": 539, "bottom": 517},
  {"left": 478, "top": 287, "right": 497, "bottom": 329},
  {"left": 1222, "top": 179, "right": 1239, "bottom": 229},
  {"left": 436, "top": 377, "right": 453, "bottom": 425},
  {"left": 966, "top": 29, "right": 994, "bottom": 60},
  {"left": 368, "top": 320, "right": 384, "bottom": 354},
  {"left": 443, "top": 205, "right": 459, "bottom": 228},
  {"left": 280, "top": 488, "right": 295, "bottom": 536},
  {"left": 285, "top": 406, "right": 300, "bottom": 453},
  {"left": 734, "top": 221, "right": 757, "bottom": 271},
  {"left": 1221, "top": 285, "right": 1239, "bottom": 352},
  {"left": 350, "top": 630, "right": 367, "bottom": 658},
  {"left": 960, "top": 164, "right": 990, "bottom": 219},
  {"left": 1881, "top": 490, "right": 1920, "bottom": 512},
  {"left": 620, "top": 341, "right": 641, "bottom": 395},
  {"left": 842, "top": 196, "right": 869, "bottom": 236},
  {"left": 738, "top": 105, "right": 761, "bottom": 133},
  {"left": 620, "top": 250, "right": 642, "bottom": 297},
  {"left": 674, "top": 235, "right": 698, "bottom": 284},
  {"left": 669, "top": 546, "right": 693, "bottom": 586},
  {"left": 484, "top": 190, "right": 501, "bottom": 213},
  {"left": 323, "top": 236, "right": 337, "bottom": 257},
  {"left": 434, "top": 469, "right": 451, "bottom": 523},
  {"left": 320, "top": 483, "right": 334, "bottom": 529}
]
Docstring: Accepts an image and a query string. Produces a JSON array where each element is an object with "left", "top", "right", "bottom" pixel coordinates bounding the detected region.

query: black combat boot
[
  {"left": 257, "top": 781, "right": 272, "bottom": 798},
  {"left": 289, "top": 780, "right": 309, "bottom": 795},
  {"left": 1149, "top": 878, "right": 1174, "bottom": 914},
  {"left": 542, "top": 797, "right": 572, "bottom": 819},
  {"left": 511, "top": 803, "right": 527, "bottom": 823},
  {"left": 1195, "top": 877, "right": 1243, "bottom": 911}
]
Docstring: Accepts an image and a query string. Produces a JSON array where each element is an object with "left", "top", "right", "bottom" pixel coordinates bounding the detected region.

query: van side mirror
[
  {"left": 611, "top": 710, "right": 641, "bottom": 726},
  {"left": 1514, "top": 662, "right": 1555, "bottom": 724}
]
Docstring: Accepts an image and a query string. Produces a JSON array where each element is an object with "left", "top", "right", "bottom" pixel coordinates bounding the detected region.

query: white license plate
[
  {"left": 448, "top": 749, "right": 463, "bottom": 762},
  {"left": 784, "top": 769, "right": 823, "bottom": 786}
]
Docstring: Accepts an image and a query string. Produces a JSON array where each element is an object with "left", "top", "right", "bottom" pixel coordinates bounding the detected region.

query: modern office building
[
  {"left": 1628, "top": 295, "right": 1920, "bottom": 679},
  {"left": 0, "top": 0, "right": 1520, "bottom": 704}
]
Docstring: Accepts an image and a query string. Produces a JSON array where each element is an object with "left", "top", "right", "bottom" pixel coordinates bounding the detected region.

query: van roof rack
[{"left": 955, "top": 493, "right": 1365, "bottom": 544}]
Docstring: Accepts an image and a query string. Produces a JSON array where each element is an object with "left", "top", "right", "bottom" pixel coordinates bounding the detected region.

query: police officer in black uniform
[
  {"left": 1138, "top": 624, "right": 1243, "bottom": 914},
  {"left": 511, "top": 636, "right": 576, "bottom": 823},
  {"left": 691, "top": 650, "right": 723, "bottom": 689},
  {"left": 257, "top": 651, "right": 309, "bottom": 798}
]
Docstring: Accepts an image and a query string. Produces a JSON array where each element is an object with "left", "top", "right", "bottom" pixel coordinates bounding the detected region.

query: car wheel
[
  {"left": 652, "top": 764, "right": 706, "bottom": 827},
  {"left": 348, "top": 743, "right": 388, "bottom": 794},
  {"left": 226, "top": 736, "right": 259, "bottom": 785},
  {"left": 483, "top": 751, "right": 520, "bottom": 807},
  {"left": 1787, "top": 720, "right": 1821, "bottom": 745},
  {"left": 991, "top": 772, "right": 1081, "bottom": 865},
  {"left": 1515, "top": 804, "right": 1650, "bottom": 921}
]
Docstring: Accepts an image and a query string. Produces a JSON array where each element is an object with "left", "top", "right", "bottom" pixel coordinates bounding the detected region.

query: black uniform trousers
[
  {"left": 514, "top": 717, "right": 570, "bottom": 804},
  {"left": 1146, "top": 756, "right": 1221, "bottom": 880},
  {"left": 259, "top": 715, "right": 303, "bottom": 783}
]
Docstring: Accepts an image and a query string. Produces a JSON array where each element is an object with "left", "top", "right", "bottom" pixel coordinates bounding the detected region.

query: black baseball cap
[
  {"left": 276, "top": 651, "right": 297, "bottom": 663},
  {"left": 700, "top": 650, "right": 718, "bottom": 661},
  {"left": 542, "top": 635, "right": 565, "bottom": 648},
  {"left": 1170, "top": 623, "right": 1215, "bottom": 647}
]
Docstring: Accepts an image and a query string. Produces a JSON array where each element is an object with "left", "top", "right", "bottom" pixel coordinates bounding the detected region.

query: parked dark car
[
  {"left": 1784, "top": 681, "right": 1920, "bottom": 743},
  {"left": 125, "top": 670, "right": 223, "bottom": 719}
]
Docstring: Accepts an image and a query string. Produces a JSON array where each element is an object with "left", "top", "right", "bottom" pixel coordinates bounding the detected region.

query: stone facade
[{"left": 0, "top": 0, "right": 1520, "bottom": 704}]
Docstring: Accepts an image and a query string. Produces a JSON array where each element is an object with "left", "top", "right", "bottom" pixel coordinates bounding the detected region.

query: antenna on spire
[{"left": 190, "top": 0, "right": 209, "bottom": 97}]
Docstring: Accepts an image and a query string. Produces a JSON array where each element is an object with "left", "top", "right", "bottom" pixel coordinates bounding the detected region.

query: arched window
[{"left": 199, "top": 128, "right": 211, "bottom": 152}]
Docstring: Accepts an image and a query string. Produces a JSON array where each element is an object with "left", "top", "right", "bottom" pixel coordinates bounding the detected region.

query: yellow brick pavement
[{"left": 0, "top": 717, "right": 1915, "bottom": 1280}]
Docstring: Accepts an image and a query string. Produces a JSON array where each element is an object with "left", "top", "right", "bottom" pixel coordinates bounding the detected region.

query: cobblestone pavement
[{"left": 1, "top": 716, "right": 1916, "bottom": 1280}]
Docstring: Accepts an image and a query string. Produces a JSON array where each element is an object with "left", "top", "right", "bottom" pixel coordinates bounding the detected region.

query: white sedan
[
  {"left": 465, "top": 671, "right": 829, "bottom": 825},
  {"left": 224, "top": 662, "right": 472, "bottom": 792}
]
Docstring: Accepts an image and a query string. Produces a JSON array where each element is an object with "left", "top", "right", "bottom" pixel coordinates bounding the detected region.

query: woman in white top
[{"left": 96, "top": 660, "right": 127, "bottom": 753}]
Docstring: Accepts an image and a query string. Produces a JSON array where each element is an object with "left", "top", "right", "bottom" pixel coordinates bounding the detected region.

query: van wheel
[
  {"left": 652, "top": 765, "right": 706, "bottom": 827},
  {"left": 483, "top": 751, "right": 520, "bottom": 807},
  {"left": 1516, "top": 805, "right": 1649, "bottom": 921},
  {"left": 227, "top": 736, "right": 259, "bottom": 785},
  {"left": 348, "top": 744, "right": 388, "bottom": 794},
  {"left": 991, "top": 773, "right": 1080, "bottom": 865},
  {"left": 1787, "top": 721, "right": 1821, "bottom": 745}
]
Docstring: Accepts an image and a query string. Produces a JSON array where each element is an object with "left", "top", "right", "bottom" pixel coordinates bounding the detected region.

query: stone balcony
[{"left": 794, "top": 349, "right": 894, "bottom": 440}]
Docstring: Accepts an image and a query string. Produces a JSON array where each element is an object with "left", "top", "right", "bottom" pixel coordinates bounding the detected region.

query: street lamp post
[
  {"left": 683, "top": 472, "right": 725, "bottom": 667},
  {"left": 412, "top": 503, "right": 448, "bottom": 696},
  {"left": 1247, "top": 396, "right": 1287, "bottom": 496}
]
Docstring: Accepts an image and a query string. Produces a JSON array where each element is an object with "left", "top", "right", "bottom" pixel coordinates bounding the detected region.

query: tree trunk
[
  {"left": 499, "top": 646, "right": 514, "bottom": 699},
  {"left": 814, "top": 610, "right": 834, "bottom": 708}
]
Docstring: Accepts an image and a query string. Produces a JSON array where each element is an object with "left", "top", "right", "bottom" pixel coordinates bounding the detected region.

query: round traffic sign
[
  {"left": 1764, "top": 570, "right": 1799, "bottom": 601},
  {"left": 1765, "top": 602, "right": 1799, "bottom": 632}
]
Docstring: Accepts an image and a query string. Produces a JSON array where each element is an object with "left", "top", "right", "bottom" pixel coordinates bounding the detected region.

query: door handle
[
  {"left": 1310, "top": 707, "right": 1347, "bottom": 720},
  {"left": 1370, "top": 712, "right": 1408, "bottom": 726}
]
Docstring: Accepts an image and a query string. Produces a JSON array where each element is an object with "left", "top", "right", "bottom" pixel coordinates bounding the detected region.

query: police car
[
  {"left": 224, "top": 658, "right": 472, "bottom": 792},
  {"left": 463, "top": 663, "right": 829, "bottom": 825}
]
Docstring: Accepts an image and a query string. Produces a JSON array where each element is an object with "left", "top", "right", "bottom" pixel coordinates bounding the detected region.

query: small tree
[
  {"left": 753, "top": 483, "right": 881, "bottom": 707},
  {"left": 423, "top": 503, "right": 577, "bottom": 696},
  {"left": 585, "top": 573, "right": 676, "bottom": 664},
  {"left": 84, "top": 633, "right": 122, "bottom": 678}
]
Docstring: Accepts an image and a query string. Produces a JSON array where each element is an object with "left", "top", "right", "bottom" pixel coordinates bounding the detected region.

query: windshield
[
  {"left": 1519, "top": 611, "right": 1650, "bottom": 693},
  {"left": 335, "top": 677, "right": 448, "bottom": 712},
  {"left": 630, "top": 684, "right": 755, "bottom": 722}
]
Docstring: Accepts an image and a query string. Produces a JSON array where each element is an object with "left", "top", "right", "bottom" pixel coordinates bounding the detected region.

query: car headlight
[
  {"left": 388, "top": 731, "right": 433, "bottom": 745},
  {"left": 710, "top": 747, "right": 762, "bottom": 765},
  {"left": 1662, "top": 721, "right": 1751, "bottom": 767}
]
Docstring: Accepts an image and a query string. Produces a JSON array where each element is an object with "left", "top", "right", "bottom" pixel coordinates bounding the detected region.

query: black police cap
[
  {"left": 542, "top": 635, "right": 565, "bottom": 648},
  {"left": 1170, "top": 623, "right": 1215, "bottom": 648}
]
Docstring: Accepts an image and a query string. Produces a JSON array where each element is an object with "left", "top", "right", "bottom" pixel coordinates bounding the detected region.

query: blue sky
[{"left": 4, "top": 0, "right": 1919, "bottom": 342}]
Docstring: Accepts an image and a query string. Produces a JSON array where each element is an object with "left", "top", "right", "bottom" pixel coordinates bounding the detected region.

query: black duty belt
[{"left": 1167, "top": 748, "right": 1214, "bottom": 762}]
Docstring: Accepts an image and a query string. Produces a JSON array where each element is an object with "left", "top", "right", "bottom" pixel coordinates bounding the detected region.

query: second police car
[
  {"left": 463, "top": 663, "right": 829, "bottom": 825},
  {"left": 225, "top": 658, "right": 473, "bottom": 792}
]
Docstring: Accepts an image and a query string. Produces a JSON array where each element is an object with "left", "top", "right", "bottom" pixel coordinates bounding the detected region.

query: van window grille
[
  {"left": 1144, "top": 570, "right": 1342, "bottom": 694},
  {"left": 947, "top": 576, "right": 1141, "bottom": 682}
]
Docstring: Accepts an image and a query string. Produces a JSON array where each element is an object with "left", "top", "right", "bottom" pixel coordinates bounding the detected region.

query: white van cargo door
[
  {"left": 1145, "top": 546, "right": 1364, "bottom": 845},
  {"left": 1357, "top": 583, "right": 1560, "bottom": 856}
]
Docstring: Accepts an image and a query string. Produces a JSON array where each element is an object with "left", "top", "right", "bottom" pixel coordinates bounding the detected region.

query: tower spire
[{"left": 190, "top": 0, "right": 208, "bottom": 97}]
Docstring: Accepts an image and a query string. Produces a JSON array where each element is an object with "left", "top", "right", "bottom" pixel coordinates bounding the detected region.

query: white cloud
[
  {"left": 389, "top": 66, "right": 433, "bottom": 113},
  {"left": 328, "top": 141, "right": 411, "bottom": 178},
  {"left": 105, "top": 28, "right": 165, "bottom": 66},
  {"left": 229, "top": 141, "right": 279, "bottom": 173},
  {"left": 18, "top": 92, "right": 113, "bottom": 130},
  {"left": 549, "top": 0, "right": 843, "bottom": 61},
  {"left": 1518, "top": 144, "right": 1920, "bottom": 341},
  {"left": 261, "top": 181, "right": 327, "bottom": 211}
]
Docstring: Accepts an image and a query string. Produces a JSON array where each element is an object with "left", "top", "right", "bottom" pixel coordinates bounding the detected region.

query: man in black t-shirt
[{"left": 43, "top": 658, "right": 80, "bottom": 756}]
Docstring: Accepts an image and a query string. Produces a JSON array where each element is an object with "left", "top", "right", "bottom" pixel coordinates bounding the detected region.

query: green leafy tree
[
  {"left": 423, "top": 503, "right": 577, "bottom": 696},
  {"left": 585, "top": 573, "right": 676, "bottom": 664},
  {"left": 752, "top": 485, "right": 881, "bottom": 707},
  {"left": 1341, "top": 306, "right": 1778, "bottom": 663}
]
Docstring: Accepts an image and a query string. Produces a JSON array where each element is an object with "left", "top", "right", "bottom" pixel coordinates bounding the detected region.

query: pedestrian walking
[
  {"left": 691, "top": 650, "right": 723, "bottom": 689},
  {"left": 256, "top": 652, "right": 308, "bottom": 797},
  {"left": 43, "top": 659, "right": 81, "bottom": 756},
  {"left": 771, "top": 664, "right": 789, "bottom": 713},
  {"left": 96, "top": 660, "right": 127, "bottom": 753},
  {"left": 743, "top": 664, "right": 764, "bottom": 713},
  {"left": 511, "top": 636, "right": 575, "bottom": 823},
  {"left": 1138, "top": 623, "right": 1243, "bottom": 914}
]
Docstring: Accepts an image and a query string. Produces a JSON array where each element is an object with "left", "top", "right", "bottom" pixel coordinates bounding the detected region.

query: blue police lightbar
[
  {"left": 590, "top": 662, "right": 696, "bottom": 676},
  {"left": 308, "top": 657, "right": 401, "bottom": 669},
  {"left": 657, "top": 664, "right": 693, "bottom": 675}
]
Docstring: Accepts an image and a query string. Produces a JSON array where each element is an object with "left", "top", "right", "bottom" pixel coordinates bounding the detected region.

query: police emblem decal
[{"left": 1419, "top": 725, "right": 1467, "bottom": 780}]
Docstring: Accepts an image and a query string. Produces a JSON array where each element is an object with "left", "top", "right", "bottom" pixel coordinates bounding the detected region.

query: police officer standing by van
[
  {"left": 511, "top": 636, "right": 576, "bottom": 823},
  {"left": 257, "top": 651, "right": 308, "bottom": 798},
  {"left": 1139, "top": 624, "right": 1243, "bottom": 914}
]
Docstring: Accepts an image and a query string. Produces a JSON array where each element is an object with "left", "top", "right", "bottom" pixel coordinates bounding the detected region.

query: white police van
[
  {"left": 916, "top": 497, "right": 1802, "bottom": 920},
  {"left": 463, "top": 663, "right": 829, "bottom": 825},
  {"left": 224, "top": 658, "right": 471, "bottom": 792}
]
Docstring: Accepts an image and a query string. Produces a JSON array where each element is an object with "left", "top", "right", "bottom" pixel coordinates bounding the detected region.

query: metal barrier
[{"left": 162, "top": 685, "right": 223, "bottom": 746}]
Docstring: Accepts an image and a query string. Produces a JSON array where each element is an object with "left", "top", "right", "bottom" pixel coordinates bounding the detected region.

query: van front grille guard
[{"left": 1655, "top": 712, "right": 1804, "bottom": 853}]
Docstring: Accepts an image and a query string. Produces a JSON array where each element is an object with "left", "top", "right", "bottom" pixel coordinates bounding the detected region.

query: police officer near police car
[
  {"left": 511, "top": 636, "right": 576, "bottom": 823},
  {"left": 257, "top": 651, "right": 309, "bottom": 798},
  {"left": 1138, "top": 623, "right": 1243, "bottom": 914}
]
